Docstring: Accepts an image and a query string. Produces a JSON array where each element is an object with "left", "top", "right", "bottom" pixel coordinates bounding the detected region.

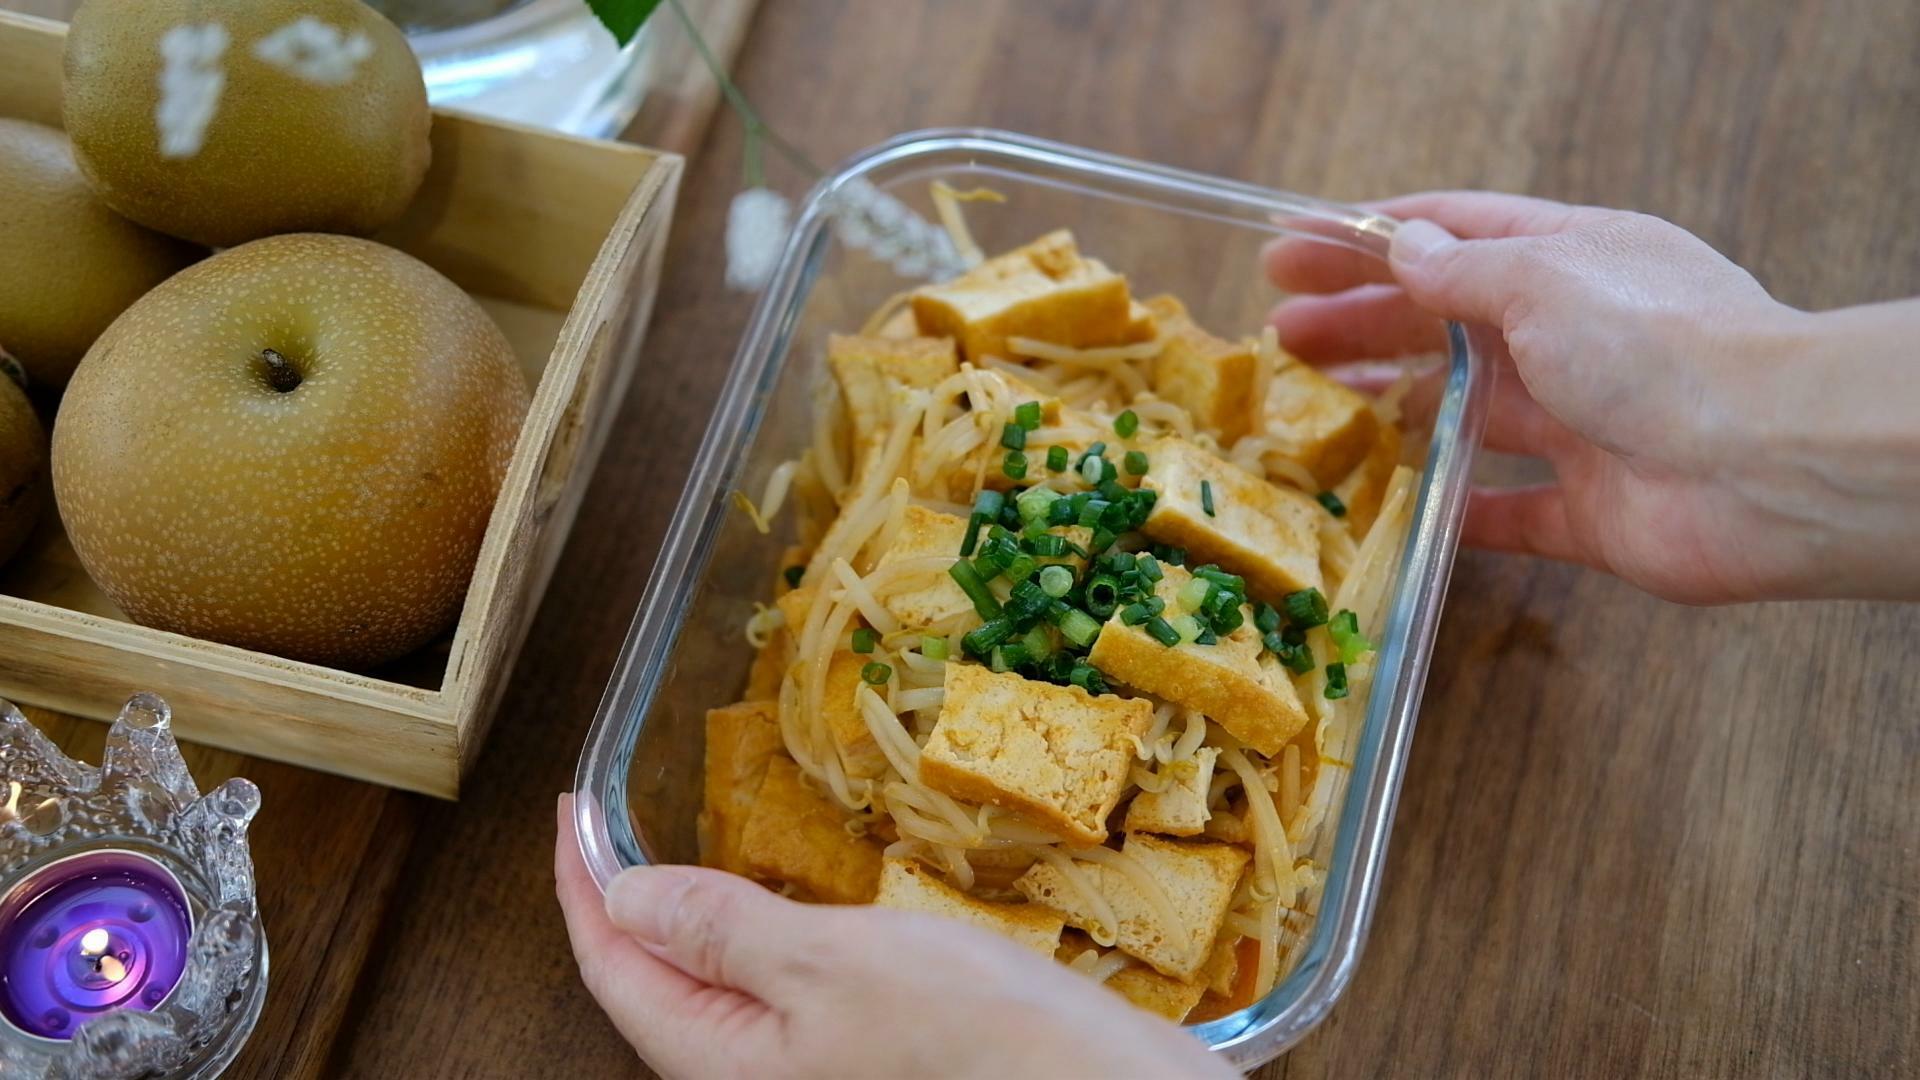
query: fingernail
[
  {"left": 1391, "top": 218, "right": 1455, "bottom": 264},
  {"left": 605, "top": 866, "right": 694, "bottom": 944}
]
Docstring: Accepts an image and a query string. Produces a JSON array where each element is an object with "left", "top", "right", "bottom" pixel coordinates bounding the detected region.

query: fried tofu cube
[
  {"left": 1202, "top": 932, "right": 1241, "bottom": 998},
  {"left": 1264, "top": 358, "right": 1380, "bottom": 488},
  {"left": 1124, "top": 746, "right": 1219, "bottom": 837},
  {"left": 1015, "top": 833, "right": 1249, "bottom": 981},
  {"left": 873, "top": 857, "right": 1065, "bottom": 956},
  {"left": 1331, "top": 422, "right": 1403, "bottom": 536},
  {"left": 699, "top": 702, "right": 785, "bottom": 877},
  {"left": 739, "top": 756, "right": 883, "bottom": 903},
  {"left": 1140, "top": 436, "right": 1324, "bottom": 600},
  {"left": 1107, "top": 963, "right": 1209, "bottom": 1021},
  {"left": 829, "top": 334, "right": 959, "bottom": 449},
  {"left": 872, "top": 505, "right": 1091, "bottom": 629},
  {"left": 743, "top": 628, "right": 791, "bottom": 701},
  {"left": 775, "top": 584, "right": 818, "bottom": 640},
  {"left": 1145, "top": 296, "right": 1260, "bottom": 445},
  {"left": 1087, "top": 565, "right": 1309, "bottom": 756},
  {"left": 920, "top": 665, "right": 1153, "bottom": 844},
  {"left": 820, "top": 650, "right": 888, "bottom": 780},
  {"left": 875, "top": 304, "right": 920, "bottom": 339},
  {"left": 911, "top": 231, "right": 1149, "bottom": 362}
]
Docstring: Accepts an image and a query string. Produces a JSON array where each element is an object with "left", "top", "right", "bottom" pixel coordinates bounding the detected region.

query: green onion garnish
[
  {"left": 962, "top": 618, "right": 1015, "bottom": 658},
  {"left": 961, "top": 491, "right": 1003, "bottom": 556},
  {"left": 1115, "top": 410, "right": 1139, "bottom": 438},
  {"left": 1014, "top": 400, "right": 1043, "bottom": 430},
  {"left": 1144, "top": 615, "right": 1180, "bottom": 647},
  {"left": 1027, "top": 533, "right": 1069, "bottom": 558},
  {"left": 1195, "top": 626, "right": 1218, "bottom": 646},
  {"left": 1329, "top": 608, "right": 1375, "bottom": 664},
  {"left": 1016, "top": 485, "right": 1060, "bottom": 526},
  {"left": 1177, "top": 576, "right": 1212, "bottom": 612},
  {"left": 861, "top": 661, "right": 892, "bottom": 685},
  {"left": 1005, "top": 553, "right": 1039, "bottom": 583},
  {"left": 948, "top": 560, "right": 1003, "bottom": 619},
  {"left": 1023, "top": 624, "right": 1056, "bottom": 660},
  {"left": 1200, "top": 479, "right": 1216, "bottom": 517},
  {"left": 1171, "top": 614, "right": 1204, "bottom": 644},
  {"left": 1047, "top": 446, "right": 1069, "bottom": 472},
  {"left": 1080, "top": 454, "right": 1105, "bottom": 487},
  {"left": 1047, "top": 498, "right": 1077, "bottom": 527},
  {"left": 1153, "top": 545, "right": 1187, "bottom": 566},
  {"left": 1068, "top": 662, "right": 1108, "bottom": 694},
  {"left": 783, "top": 565, "right": 805, "bottom": 588},
  {"left": 1324, "top": 662, "right": 1349, "bottom": 699},
  {"left": 1124, "top": 450, "right": 1149, "bottom": 476},
  {"left": 1119, "top": 602, "right": 1153, "bottom": 626},
  {"left": 851, "top": 628, "right": 876, "bottom": 654},
  {"left": 1085, "top": 575, "right": 1122, "bottom": 619},
  {"left": 922, "top": 635, "right": 950, "bottom": 661},
  {"left": 1002, "top": 450, "right": 1028, "bottom": 480},
  {"left": 1254, "top": 602, "right": 1281, "bottom": 635},
  {"left": 1056, "top": 607, "right": 1103, "bottom": 648},
  {"left": 1038, "top": 565, "right": 1074, "bottom": 598},
  {"left": 1283, "top": 587, "right": 1329, "bottom": 628},
  {"left": 1136, "top": 554, "right": 1162, "bottom": 583},
  {"left": 1317, "top": 490, "right": 1347, "bottom": 517},
  {"left": 1000, "top": 423, "right": 1026, "bottom": 451}
]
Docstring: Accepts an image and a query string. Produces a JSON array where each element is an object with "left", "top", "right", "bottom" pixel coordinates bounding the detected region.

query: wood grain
[
  {"left": 332, "top": 1, "right": 1919, "bottom": 1076},
  {"left": 8, "top": 0, "right": 1918, "bottom": 1076}
]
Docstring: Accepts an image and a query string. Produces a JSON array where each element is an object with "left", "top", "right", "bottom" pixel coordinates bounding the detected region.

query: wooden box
[{"left": 0, "top": 12, "right": 682, "bottom": 797}]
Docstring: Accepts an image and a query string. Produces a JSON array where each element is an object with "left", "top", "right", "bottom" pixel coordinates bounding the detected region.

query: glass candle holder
[{"left": 0, "top": 695, "right": 267, "bottom": 1079}]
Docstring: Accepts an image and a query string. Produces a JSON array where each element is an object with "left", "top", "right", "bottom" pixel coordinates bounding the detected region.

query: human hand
[
  {"left": 1266, "top": 191, "right": 1920, "bottom": 604},
  {"left": 554, "top": 797, "right": 1233, "bottom": 1080}
]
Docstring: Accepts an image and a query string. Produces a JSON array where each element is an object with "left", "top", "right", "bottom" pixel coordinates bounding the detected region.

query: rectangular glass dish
[{"left": 575, "top": 128, "right": 1488, "bottom": 1066}]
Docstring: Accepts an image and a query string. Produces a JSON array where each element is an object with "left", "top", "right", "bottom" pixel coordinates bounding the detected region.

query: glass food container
[{"left": 575, "top": 128, "right": 1490, "bottom": 1066}]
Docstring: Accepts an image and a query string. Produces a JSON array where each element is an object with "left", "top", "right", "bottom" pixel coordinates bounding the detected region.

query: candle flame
[{"left": 80, "top": 928, "right": 110, "bottom": 956}]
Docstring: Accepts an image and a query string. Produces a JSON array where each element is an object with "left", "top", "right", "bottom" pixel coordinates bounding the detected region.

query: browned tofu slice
[
  {"left": 920, "top": 664, "right": 1153, "bottom": 844},
  {"left": 1331, "top": 422, "right": 1403, "bottom": 537},
  {"left": 1087, "top": 564, "right": 1309, "bottom": 756},
  {"left": 1106, "top": 963, "right": 1209, "bottom": 1021},
  {"left": 1202, "top": 931, "right": 1241, "bottom": 998},
  {"left": 829, "top": 333, "right": 959, "bottom": 449},
  {"left": 871, "top": 505, "right": 1092, "bottom": 630},
  {"left": 1264, "top": 358, "right": 1380, "bottom": 488},
  {"left": 699, "top": 701, "right": 785, "bottom": 877},
  {"left": 739, "top": 756, "right": 883, "bottom": 903},
  {"left": 1140, "top": 436, "right": 1324, "bottom": 600},
  {"left": 1146, "top": 295, "right": 1260, "bottom": 445},
  {"left": 1124, "top": 746, "right": 1220, "bottom": 837},
  {"left": 873, "top": 857, "right": 1065, "bottom": 956},
  {"left": 776, "top": 584, "right": 817, "bottom": 636},
  {"left": 743, "top": 627, "right": 791, "bottom": 701},
  {"left": 821, "top": 650, "right": 888, "bottom": 780},
  {"left": 1015, "top": 833, "right": 1249, "bottom": 981},
  {"left": 910, "top": 230, "right": 1150, "bottom": 362}
]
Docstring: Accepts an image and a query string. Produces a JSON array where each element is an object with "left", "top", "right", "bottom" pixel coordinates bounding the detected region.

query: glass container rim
[{"left": 573, "top": 126, "right": 1489, "bottom": 1064}]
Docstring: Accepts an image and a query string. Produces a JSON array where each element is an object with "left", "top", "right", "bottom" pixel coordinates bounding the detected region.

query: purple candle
[{"left": 0, "top": 850, "right": 193, "bottom": 1041}]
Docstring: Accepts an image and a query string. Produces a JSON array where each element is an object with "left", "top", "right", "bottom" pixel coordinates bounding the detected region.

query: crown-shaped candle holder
[{"left": 0, "top": 694, "right": 267, "bottom": 1079}]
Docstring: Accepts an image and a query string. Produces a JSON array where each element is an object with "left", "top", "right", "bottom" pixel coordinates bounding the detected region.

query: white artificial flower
[
  {"left": 830, "top": 178, "right": 964, "bottom": 282},
  {"left": 155, "top": 22, "right": 229, "bottom": 159},
  {"left": 253, "top": 17, "right": 374, "bottom": 85},
  {"left": 726, "top": 187, "right": 792, "bottom": 292}
]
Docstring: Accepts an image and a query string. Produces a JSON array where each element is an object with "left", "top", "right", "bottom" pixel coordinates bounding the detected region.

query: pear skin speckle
[{"left": 51, "top": 233, "right": 530, "bottom": 669}]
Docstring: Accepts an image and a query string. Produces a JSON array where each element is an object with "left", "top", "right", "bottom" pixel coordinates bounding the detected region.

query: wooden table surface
[{"left": 8, "top": 1, "right": 1919, "bottom": 1077}]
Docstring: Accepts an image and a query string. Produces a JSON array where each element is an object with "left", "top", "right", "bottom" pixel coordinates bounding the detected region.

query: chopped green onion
[
  {"left": 1047, "top": 445, "right": 1070, "bottom": 472},
  {"left": 1056, "top": 607, "right": 1103, "bottom": 648},
  {"left": 1080, "top": 441, "right": 1108, "bottom": 464},
  {"left": 1177, "top": 576, "right": 1212, "bottom": 612},
  {"left": 1144, "top": 615, "right": 1180, "bottom": 647},
  {"left": 1047, "top": 498, "right": 1077, "bottom": 526},
  {"left": 992, "top": 643, "right": 1031, "bottom": 672},
  {"left": 1317, "top": 490, "right": 1347, "bottom": 517},
  {"left": 1153, "top": 545, "right": 1188, "bottom": 566},
  {"left": 1324, "top": 662, "right": 1349, "bottom": 699},
  {"left": 1171, "top": 614, "right": 1204, "bottom": 644},
  {"left": 1088, "top": 527, "right": 1118, "bottom": 556},
  {"left": 1135, "top": 553, "right": 1162, "bottom": 583},
  {"left": 1097, "top": 478, "right": 1129, "bottom": 503},
  {"left": 1254, "top": 602, "right": 1281, "bottom": 635},
  {"left": 1001, "top": 423, "right": 1026, "bottom": 451},
  {"left": 1200, "top": 479, "right": 1216, "bottom": 517},
  {"left": 948, "top": 560, "right": 1003, "bottom": 619},
  {"left": 1120, "top": 602, "right": 1154, "bottom": 626},
  {"left": 961, "top": 491, "right": 1003, "bottom": 556},
  {"left": 1068, "top": 662, "right": 1108, "bottom": 695},
  {"left": 1038, "top": 564, "right": 1075, "bottom": 598},
  {"left": 922, "top": 635, "right": 950, "bottom": 661},
  {"left": 1016, "top": 485, "right": 1061, "bottom": 525},
  {"left": 1265, "top": 629, "right": 1314, "bottom": 674},
  {"left": 1002, "top": 450, "right": 1028, "bottom": 480},
  {"left": 1115, "top": 410, "right": 1139, "bottom": 438},
  {"left": 1329, "top": 608, "right": 1375, "bottom": 664},
  {"left": 851, "top": 628, "right": 876, "bottom": 654},
  {"left": 1195, "top": 626, "right": 1218, "bottom": 646},
  {"left": 1124, "top": 450, "right": 1149, "bottom": 476},
  {"left": 783, "top": 565, "right": 805, "bottom": 588},
  {"left": 1014, "top": 400, "right": 1043, "bottom": 430},
  {"left": 1005, "top": 554, "right": 1039, "bottom": 583},
  {"left": 1099, "top": 457, "right": 1119, "bottom": 485},
  {"left": 962, "top": 617, "right": 1016, "bottom": 658},
  {"left": 1076, "top": 499, "right": 1109, "bottom": 528},
  {"left": 1283, "top": 587, "right": 1329, "bottom": 628},
  {"left": 861, "top": 661, "right": 892, "bottom": 685},
  {"left": 1193, "top": 565, "right": 1245, "bottom": 592},
  {"left": 1023, "top": 624, "right": 1056, "bottom": 660},
  {"left": 1079, "top": 454, "right": 1105, "bottom": 486},
  {"left": 1027, "top": 533, "right": 1069, "bottom": 558},
  {"left": 1085, "top": 575, "right": 1122, "bottom": 619}
]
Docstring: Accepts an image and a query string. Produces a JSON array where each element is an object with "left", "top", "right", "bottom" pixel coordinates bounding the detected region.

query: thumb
[
  {"left": 606, "top": 865, "right": 834, "bottom": 1005},
  {"left": 1389, "top": 218, "right": 1535, "bottom": 330}
]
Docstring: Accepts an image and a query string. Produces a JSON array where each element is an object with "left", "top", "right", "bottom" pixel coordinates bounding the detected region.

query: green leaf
[{"left": 587, "top": 0, "right": 664, "bottom": 46}]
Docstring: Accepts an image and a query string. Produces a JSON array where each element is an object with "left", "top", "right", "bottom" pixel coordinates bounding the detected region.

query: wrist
[{"left": 1711, "top": 300, "right": 1920, "bottom": 600}]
